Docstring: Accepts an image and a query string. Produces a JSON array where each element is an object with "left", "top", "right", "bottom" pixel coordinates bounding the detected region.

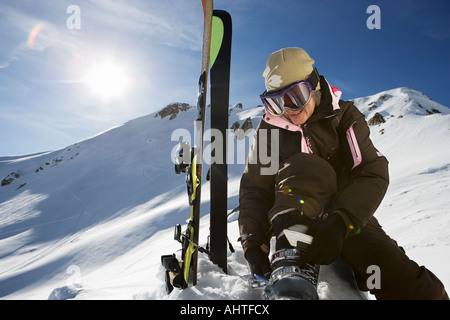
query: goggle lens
[{"left": 260, "top": 80, "right": 313, "bottom": 116}]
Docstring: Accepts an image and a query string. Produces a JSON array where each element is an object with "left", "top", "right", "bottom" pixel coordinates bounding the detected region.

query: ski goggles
[{"left": 260, "top": 68, "right": 319, "bottom": 116}]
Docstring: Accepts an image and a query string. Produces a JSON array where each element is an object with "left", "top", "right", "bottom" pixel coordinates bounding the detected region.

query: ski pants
[{"left": 341, "top": 217, "right": 446, "bottom": 300}]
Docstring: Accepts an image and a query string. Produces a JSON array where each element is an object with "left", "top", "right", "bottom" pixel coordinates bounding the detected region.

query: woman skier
[{"left": 238, "top": 47, "right": 447, "bottom": 300}]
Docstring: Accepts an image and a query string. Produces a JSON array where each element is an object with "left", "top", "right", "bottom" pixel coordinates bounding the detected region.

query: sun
[{"left": 84, "top": 59, "right": 130, "bottom": 101}]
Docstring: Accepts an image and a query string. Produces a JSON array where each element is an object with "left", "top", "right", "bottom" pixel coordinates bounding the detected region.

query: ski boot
[
  {"left": 263, "top": 247, "right": 320, "bottom": 300},
  {"left": 161, "top": 254, "right": 187, "bottom": 294}
]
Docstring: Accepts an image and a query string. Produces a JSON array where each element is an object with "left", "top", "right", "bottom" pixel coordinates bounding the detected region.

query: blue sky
[{"left": 0, "top": 0, "right": 449, "bottom": 156}]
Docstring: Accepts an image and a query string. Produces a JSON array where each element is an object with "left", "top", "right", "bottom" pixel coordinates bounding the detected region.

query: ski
[
  {"left": 208, "top": 9, "right": 232, "bottom": 273},
  {"left": 161, "top": 0, "right": 213, "bottom": 294}
]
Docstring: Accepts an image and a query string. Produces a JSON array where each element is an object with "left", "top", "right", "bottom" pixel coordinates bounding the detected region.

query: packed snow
[{"left": 0, "top": 87, "right": 449, "bottom": 300}]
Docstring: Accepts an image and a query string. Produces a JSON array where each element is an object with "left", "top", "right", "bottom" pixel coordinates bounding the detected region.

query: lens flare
[
  {"left": 281, "top": 186, "right": 292, "bottom": 194},
  {"left": 28, "top": 24, "right": 44, "bottom": 47}
]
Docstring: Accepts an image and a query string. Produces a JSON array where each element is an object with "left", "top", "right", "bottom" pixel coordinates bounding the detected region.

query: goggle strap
[{"left": 308, "top": 68, "right": 320, "bottom": 90}]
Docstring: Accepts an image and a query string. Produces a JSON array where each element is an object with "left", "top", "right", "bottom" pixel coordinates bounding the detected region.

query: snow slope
[{"left": 0, "top": 87, "right": 449, "bottom": 300}]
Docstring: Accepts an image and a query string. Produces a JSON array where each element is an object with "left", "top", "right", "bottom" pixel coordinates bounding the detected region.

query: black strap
[{"left": 308, "top": 68, "right": 320, "bottom": 89}]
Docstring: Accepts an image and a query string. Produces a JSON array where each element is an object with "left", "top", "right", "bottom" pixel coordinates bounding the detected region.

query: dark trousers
[{"left": 341, "top": 217, "right": 445, "bottom": 300}]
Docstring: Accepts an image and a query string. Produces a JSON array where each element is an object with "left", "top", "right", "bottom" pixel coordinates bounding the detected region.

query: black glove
[
  {"left": 298, "top": 212, "right": 347, "bottom": 265},
  {"left": 244, "top": 245, "right": 271, "bottom": 278}
]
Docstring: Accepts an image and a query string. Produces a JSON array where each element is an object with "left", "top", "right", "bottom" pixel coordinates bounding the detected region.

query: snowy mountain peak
[
  {"left": 352, "top": 87, "right": 449, "bottom": 125},
  {"left": 154, "top": 102, "right": 193, "bottom": 120}
]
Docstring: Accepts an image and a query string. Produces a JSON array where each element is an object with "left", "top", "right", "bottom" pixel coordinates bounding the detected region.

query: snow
[{"left": 1, "top": 87, "right": 449, "bottom": 300}]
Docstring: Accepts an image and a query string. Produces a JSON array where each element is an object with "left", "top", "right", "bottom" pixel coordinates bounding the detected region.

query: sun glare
[{"left": 84, "top": 60, "right": 130, "bottom": 101}]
